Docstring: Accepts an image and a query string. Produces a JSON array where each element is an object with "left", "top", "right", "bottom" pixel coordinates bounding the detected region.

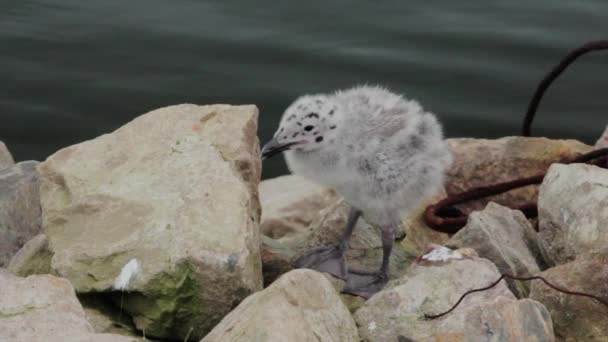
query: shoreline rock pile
[{"left": 1, "top": 105, "right": 607, "bottom": 341}]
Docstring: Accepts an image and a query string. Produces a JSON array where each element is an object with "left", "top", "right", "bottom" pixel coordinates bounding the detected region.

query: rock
[
  {"left": 8, "top": 234, "right": 52, "bottom": 276},
  {"left": 529, "top": 251, "right": 608, "bottom": 341},
  {"left": 595, "top": 125, "right": 608, "bottom": 149},
  {"left": 0, "top": 141, "right": 14, "bottom": 170},
  {"left": 446, "top": 137, "right": 592, "bottom": 213},
  {"left": 0, "top": 270, "right": 138, "bottom": 342},
  {"left": 538, "top": 163, "right": 608, "bottom": 265},
  {"left": 260, "top": 174, "right": 337, "bottom": 240},
  {"left": 202, "top": 269, "right": 360, "bottom": 342},
  {"left": 461, "top": 296, "right": 554, "bottom": 342},
  {"left": 354, "top": 249, "right": 520, "bottom": 341},
  {"left": 0, "top": 161, "right": 41, "bottom": 267},
  {"left": 446, "top": 202, "right": 542, "bottom": 297},
  {"left": 262, "top": 199, "right": 416, "bottom": 286},
  {"left": 261, "top": 235, "right": 297, "bottom": 286},
  {"left": 35, "top": 104, "right": 263, "bottom": 340}
]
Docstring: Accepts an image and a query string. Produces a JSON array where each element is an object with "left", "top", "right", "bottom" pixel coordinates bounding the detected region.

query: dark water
[{"left": 1, "top": 1, "right": 607, "bottom": 179}]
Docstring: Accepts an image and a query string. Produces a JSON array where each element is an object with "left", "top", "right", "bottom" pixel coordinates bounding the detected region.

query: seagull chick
[{"left": 261, "top": 85, "right": 452, "bottom": 298}]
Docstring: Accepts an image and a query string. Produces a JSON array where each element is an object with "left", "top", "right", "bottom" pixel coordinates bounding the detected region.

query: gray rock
[
  {"left": 446, "top": 202, "right": 542, "bottom": 297},
  {"left": 0, "top": 141, "right": 14, "bottom": 170},
  {"left": 538, "top": 163, "right": 608, "bottom": 265},
  {"left": 354, "top": 251, "right": 553, "bottom": 342},
  {"left": 202, "top": 269, "right": 360, "bottom": 342},
  {"left": 34, "top": 104, "right": 263, "bottom": 340},
  {"left": 529, "top": 251, "right": 608, "bottom": 342},
  {"left": 0, "top": 270, "right": 138, "bottom": 342},
  {"left": 0, "top": 161, "right": 41, "bottom": 267}
]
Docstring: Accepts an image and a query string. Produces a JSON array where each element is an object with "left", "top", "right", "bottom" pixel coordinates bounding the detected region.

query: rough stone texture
[
  {"left": 0, "top": 270, "right": 138, "bottom": 342},
  {"left": 446, "top": 137, "right": 592, "bottom": 213},
  {"left": 446, "top": 202, "right": 542, "bottom": 297},
  {"left": 354, "top": 251, "right": 519, "bottom": 341},
  {"left": 462, "top": 296, "right": 554, "bottom": 342},
  {"left": 529, "top": 251, "right": 608, "bottom": 342},
  {"left": 595, "top": 125, "right": 608, "bottom": 149},
  {"left": 260, "top": 174, "right": 337, "bottom": 240},
  {"left": 262, "top": 199, "right": 416, "bottom": 286},
  {"left": 8, "top": 234, "right": 52, "bottom": 276},
  {"left": 538, "top": 163, "right": 608, "bottom": 265},
  {"left": 0, "top": 161, "right": 41, "bottom": 267},
  {"left": 0, "top": 141, "right": 14, "bottom": 170},
  {"left": 202, "top": 269, "right": 360, "bottom": 342},
  {"left": 36, "top": 104, "right": 263, "bottom": 340}
]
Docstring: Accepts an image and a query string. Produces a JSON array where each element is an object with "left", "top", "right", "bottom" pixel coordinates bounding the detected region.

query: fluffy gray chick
[{"left": 261, "top": 85, "right": 452, "bottom": 298}]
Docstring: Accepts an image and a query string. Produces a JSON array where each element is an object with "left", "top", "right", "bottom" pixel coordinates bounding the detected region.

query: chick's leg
[
  {"left": 343, "top": 225, "right": 394, "bottom": 299},
  {"left": 294, "top": 207, "right": 361, "bottom": 280}
]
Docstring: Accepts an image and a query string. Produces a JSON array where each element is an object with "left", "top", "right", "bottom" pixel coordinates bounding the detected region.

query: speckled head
[{"left": 261, "top": 94, "right": 341, "bottom": 159}]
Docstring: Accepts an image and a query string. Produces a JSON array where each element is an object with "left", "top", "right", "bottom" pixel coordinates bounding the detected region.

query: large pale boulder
[
  {"left": 354, "top": 249, "right": 524, "bottom": 341},
  {"left": 260, "top": 174, "right": 337, "bottom": 240},
  {"left": 529, "top": 251, "right": 608, "bottom": 341},
  {"left": 36, "top": 104, "right": 263, "bottom": 340},
  {"left": 595, "top": 125, "right": 608, "bottom": 149},
  {"left": 0, "top": 270, "right": 137, "bottom": 342},
  {"left": 538, "top": 163, "right": 608, "bottom": 265},
  {"left": 446, "top": 202, "right": 542, "bottom": 297},
  {"left": 0, "top": 141, "right": 14, "bottom": 170},
  {"left": 446, "top": 137, "right": 591, "bottom": 213},
  {"left": 0, "top": 161, "right": 41, "bottom": 267},
  {"left": 202, "top": 269, "right": 360, "bottom": 342}
]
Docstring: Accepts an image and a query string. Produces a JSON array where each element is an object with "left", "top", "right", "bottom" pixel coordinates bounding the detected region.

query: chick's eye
[{"left": 304, "top": 125, "right": 314, "bottom": 131}]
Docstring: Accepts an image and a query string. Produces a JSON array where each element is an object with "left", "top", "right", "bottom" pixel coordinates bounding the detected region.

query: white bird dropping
[
  {"left": 421, "top": 246, "right": 463, "bottom": 262},
  {"left": 113, "top": 258, "right": 142, "bottom": 290}
]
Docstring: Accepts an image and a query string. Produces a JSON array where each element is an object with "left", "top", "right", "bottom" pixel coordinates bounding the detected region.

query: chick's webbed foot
[
  {"left": 343, "top": 269, "right": 388, "bottom": 299},
  {"left": 294, "top": 244, "right": 348, "bottom": 280},
  {"left": 294, "top": 208, "right": 362, "bottom": 280},
  {"left": 343, "top": 225, "right": 395, "bottom": 299}
]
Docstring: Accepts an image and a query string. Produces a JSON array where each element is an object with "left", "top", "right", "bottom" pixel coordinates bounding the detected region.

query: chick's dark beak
[{"left": 261, "top": 138, "right": 296, "bottom": 160}]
